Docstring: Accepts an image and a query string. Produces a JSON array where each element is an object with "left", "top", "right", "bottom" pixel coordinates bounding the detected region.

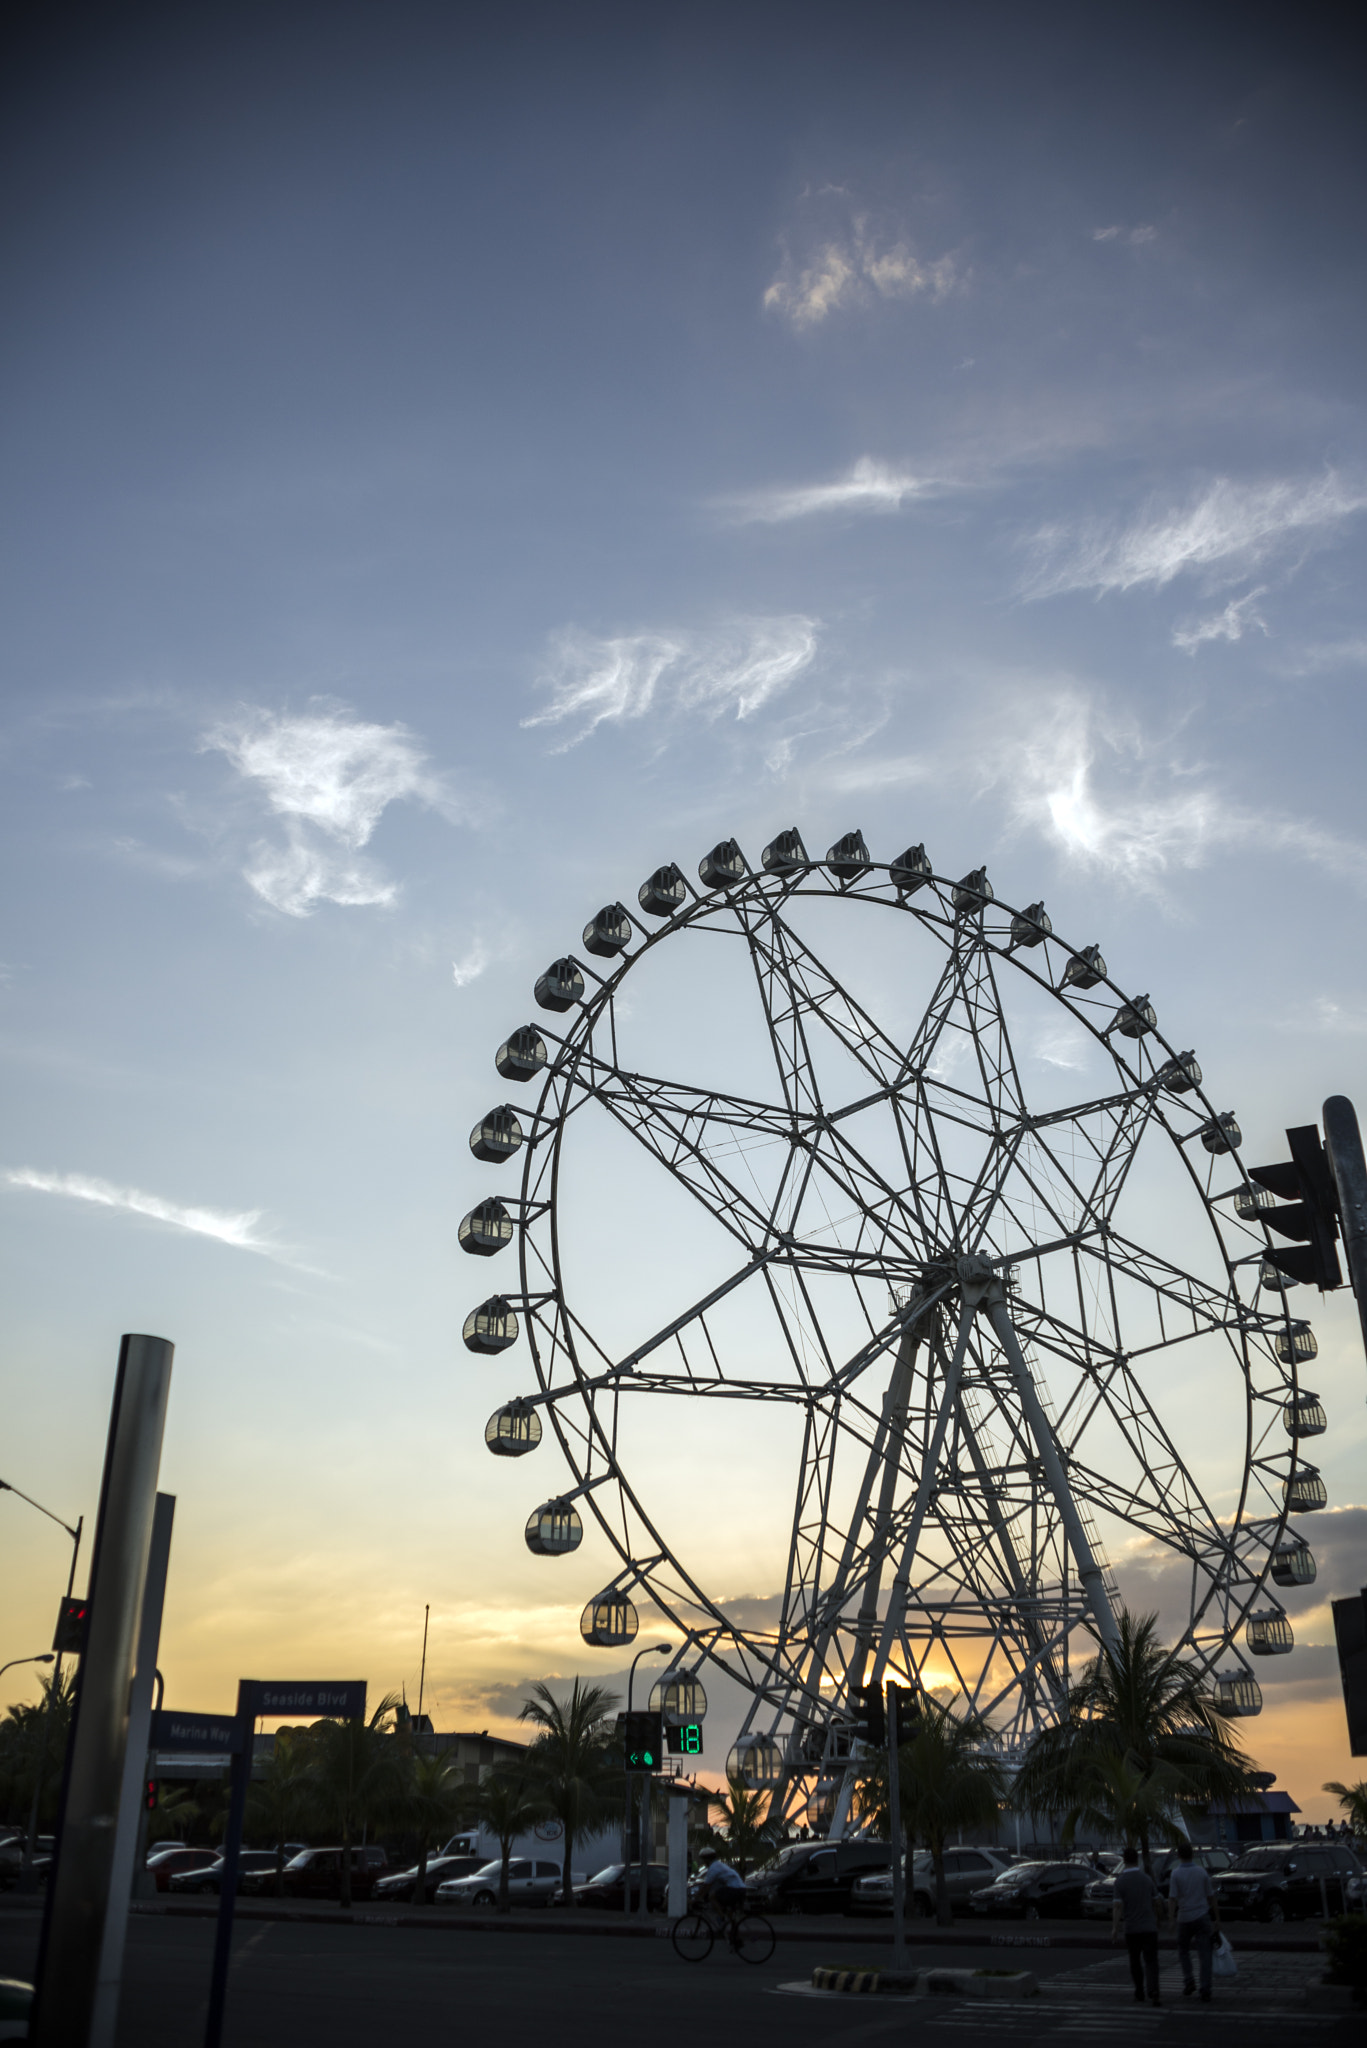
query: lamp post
[
  {"left": 625, "top": 1642, "right": 670, "bottom": 1916},
  {"left": 0, "top": 1655, "right": 55, "bottom": 1683},
  {"left": 1, "top": 1477, "right": 84, "bottom": 1891}
]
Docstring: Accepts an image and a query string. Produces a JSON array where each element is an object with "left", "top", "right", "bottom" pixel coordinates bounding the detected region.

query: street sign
[
  {"left": 149, "top": 1711, "right": 242, "bottom": 1754},
  {"left": 245, "top": 1680, "right": 366, "bottom": 1718}
]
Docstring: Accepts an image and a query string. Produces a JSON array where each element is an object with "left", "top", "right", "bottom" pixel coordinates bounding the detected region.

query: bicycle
[{"left": 671, "top": 1894, "right": 776, "bottom": 1964}]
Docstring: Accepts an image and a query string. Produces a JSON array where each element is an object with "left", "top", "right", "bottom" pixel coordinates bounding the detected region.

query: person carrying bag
[{"left": 1168, "top": 1842, "right": 1221, "bottom": 2001}]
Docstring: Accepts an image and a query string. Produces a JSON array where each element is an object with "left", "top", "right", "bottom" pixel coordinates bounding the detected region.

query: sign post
[{"left": 204, "top": 1681, "right": 365, "bottom": 2048}]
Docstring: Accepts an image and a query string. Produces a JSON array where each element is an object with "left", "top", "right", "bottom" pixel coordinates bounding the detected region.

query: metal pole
[
  {"left": 888, "top": 1685, "right": 904, "bottom": 1962},
  {"left": 982, "top": 1291, "right": 1121, "bottom": 1654},
  {"left": 637, "top": 1774, "right": 652, "bottom": 1917},
  {"left": 1324, "top": 1096, "right": 1367, "bottom": 1380},
  {"left": 90, "top": 1492, "right": 175, "bottom": 2048},
  {"left": 12, "top": 1506, "right": 83, "bottom": 1894},
  {"left": 417, "top": 1605, "right": 430, "bottom": 1726},
  {"left": 204, "top": 1682, "right": 257, "bottom": 2048},
  {"left": 31, "top": 1333, "right": 174, "bottom": 2048}
]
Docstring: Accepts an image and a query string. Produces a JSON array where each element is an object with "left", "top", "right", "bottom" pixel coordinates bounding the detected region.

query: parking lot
[{"left": 0, "top": 1901, "right": 1356, "bottom": 2048}]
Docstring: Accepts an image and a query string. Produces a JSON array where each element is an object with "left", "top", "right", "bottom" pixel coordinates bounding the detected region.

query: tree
[
  {"left": 859, "top": 1699, "right": 1008, "bottom": 1926},
  {"left": 399, "top": 1747, "right": 469, "bottom": 1906},
  {"left": 1323, "top": 1780, "right": 1367, "bottom": 1838},
  {"left": 519, "top": 1678, "right": 622, "bottom": 1905},
  {"left": 703, "top": 1776, "right": 780, "bottom": 1878},
  {"left": 0, "top": 1667, "right": 76, "bottom": 1837},
  {"left": 1012, "top": 1610, "right": 1256, "bottom": 1873},
  {"left": 146, "top": 1783, "right": 201, "bottom": 1847},
  {"left": 467, "top": 1769, "right": 549, "bottom": 1913},
  {"left": 304, "top": 1693, "right": 403, "bottom": 1908},
  {"left": 246, "top": 1727, "right": 313, "bottom": 1894}
]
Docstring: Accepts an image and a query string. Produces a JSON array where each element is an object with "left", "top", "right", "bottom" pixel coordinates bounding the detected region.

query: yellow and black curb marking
[{"left": 810, "top": 1968, "right": 918, "bottom": 1995}]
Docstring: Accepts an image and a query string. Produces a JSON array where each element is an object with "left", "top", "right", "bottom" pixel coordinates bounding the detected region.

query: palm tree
[
  {"left": 304, "top": 1692, "right": 403, "bottom": 1908},
  {"left": 519, "top": 1678, "right": 621, "bottom": 1905},
  {"left": 146, "top": 1783, "right": 201, "bottom": 1847},
  {"left": 1323, "top": 1780, "right": 1367, "bottom": 1838},
  {"left": 467, "top": 1769, "right": 549, "bottom": 1913},
  {"left": 246, "top": 1727, "right": 313, "bottom": 1894},
  {"left": 703, "top": 1776, "right": 780, "bottom": 1878},
  {"left": 399, "top": 1748, "right": 469, "bottom": 1906},
  {"left": 1012, "top": 1610, "right": 1256, "bottom": 1872},
  {"left": 859, "top": 1699, "right": 1007, "bottom": 1926}
]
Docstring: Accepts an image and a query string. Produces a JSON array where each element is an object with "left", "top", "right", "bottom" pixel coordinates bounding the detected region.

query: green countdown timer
[{"left": 666, "top": 1722, "right": 703, "bottom": 1755}]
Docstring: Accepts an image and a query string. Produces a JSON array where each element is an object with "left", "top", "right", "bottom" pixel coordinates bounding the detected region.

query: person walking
[
  {"left": 1111, "top": 1846, "right": 1162, "bottom": 2006},
  {"left": 1169, "top": 1841, "right": 1219, "bottom": 2002}
]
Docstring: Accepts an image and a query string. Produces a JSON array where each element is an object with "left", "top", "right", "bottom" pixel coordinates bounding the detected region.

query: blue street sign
[
  {"left": 150, "top": 1711, "right": 242, "bottom": 1754},
  {"left": 245, "top": 1680, "right": 367, "bottom": 1718}
]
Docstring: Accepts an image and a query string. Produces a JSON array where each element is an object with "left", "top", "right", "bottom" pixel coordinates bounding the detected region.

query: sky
[{"left": 1, "top": 1, "right": 1365, "bottom": 1818}]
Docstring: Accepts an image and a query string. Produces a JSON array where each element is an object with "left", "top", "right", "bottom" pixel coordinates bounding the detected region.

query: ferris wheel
[{"left": 459, "top": 828, "right": 1329, "bottom": 1817}]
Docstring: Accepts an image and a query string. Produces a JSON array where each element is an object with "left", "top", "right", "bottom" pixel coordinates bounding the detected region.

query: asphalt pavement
[{"left": 0, "top": 1905, "right": 1356, "bottom": 2048}]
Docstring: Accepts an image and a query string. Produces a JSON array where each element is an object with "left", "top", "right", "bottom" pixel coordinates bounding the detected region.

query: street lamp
[
  {"left": 627, "top": 1642, "right": 672, "bottom": 1712},
  {"left": 0, "top": 1654, "right": 54, "bottom": 1683},
  {"left": 1, "top": 1477, "right": 84, "bottom": 1891}
]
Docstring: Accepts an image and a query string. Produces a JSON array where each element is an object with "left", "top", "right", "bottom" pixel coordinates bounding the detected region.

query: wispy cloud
[
  {"left": 1091, "top": 224, "right": 1157, "bottom": 244},
  {"left": 5, "top": 1167, "right": 297, "bottom": 1262},
  {"left": 764, "top": 218, "right": 960, "bottom": 329},
  {"left": 204, "top": 705, "right": 455, "bottom": 917},
  {"left": 1024, "top": 472, "right": 1366, "bottom": 599},
  {"left": 523, "top": 617, "right": 819, "bottom": 750},
  {"left": 990, "top": 692, "right": 1367, "bottom": 893},
  {"left": 452, "top": 942, "right": 490, "bottom": 989},
  {"left": 721, "top": 456, "right": 945, "bottom": 525},
  {"left": 1172, "top": 588, "right": 1269, "bottom": 653}
]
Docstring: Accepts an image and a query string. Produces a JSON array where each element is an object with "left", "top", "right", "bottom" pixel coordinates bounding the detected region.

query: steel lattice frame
[{"left": 464, "top": 839, "right": 1317, "bottom": 1815}]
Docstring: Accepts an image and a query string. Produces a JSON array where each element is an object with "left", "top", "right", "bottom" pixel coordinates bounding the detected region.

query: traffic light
[
  {"left": 849, "top": 1683, "right": 885, "bottom": 1746},
  {"left": 1246, "top": 1125, "right": 1344, "bottom": 1293},
  {"left": 885, "top": 1682, "right": 921, "bottom": 1738},
  {"left": 53, "top": 1596, "right": 90, "bottom": 1656},
  {"left": 666, "top": 1721, "right": 704, "bottom": 1756},
  {"left": 620, "top": 1711, "right": 663, "bottom": 1772},
  {"left": 144, "top": 1779, "right": 159, "bottom": 1813}
]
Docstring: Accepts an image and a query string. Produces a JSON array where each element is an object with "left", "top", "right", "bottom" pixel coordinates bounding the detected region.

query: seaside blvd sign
[{"left": 205, "top": 1681, "right": 367, "bottom": 2048}]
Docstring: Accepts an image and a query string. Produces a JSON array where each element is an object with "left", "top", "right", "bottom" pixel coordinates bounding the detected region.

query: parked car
[
  {"left": 1081, "top": 1847, "right": 1233, "bottom": 1920},
  {"left": 372, "top": 1855, "right": 488, "bottom": 1903},
  {"left": 167, "top": 1851, "right": 280, "bottom": 1895},
  {"left": 745, "top": 1840, "right": 890, "bottom": 1917},
  {"left": 0, "top": 1836, "right": 53, "bottom": 1890},
  {"left": 145, "top": 1847, "right": 219, "bottom": 1893},
  {"left": 570, "top": 1862, "right": 669, "bottom": 1911},
  {"left": 1214, "top": 1842, "right": 1363, "bottom": 1923},
  {"left": 435, "top": 1857, "right": 562, "bottom": 1907},
  {"left": 851, "top": 1847, "right": 1014, "bottom": 1916},
  {"left": 969, "top": 1860, "right": 1091, "bottom": 1919},
  {"left": 238, "top": 1846, "right": 389, "bottom": 1901}
]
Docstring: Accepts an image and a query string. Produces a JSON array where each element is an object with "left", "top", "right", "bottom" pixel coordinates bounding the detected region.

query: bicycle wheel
[
  {"left": 731, "top": 1914, "right": 776, "bottom": 1964},
  {"left": 671, "top": 1913, "right": 714, "bottom": 1962}
]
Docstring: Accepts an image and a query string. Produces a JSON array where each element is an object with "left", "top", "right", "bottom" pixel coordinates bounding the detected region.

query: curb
[{"left": 129, "top": 1901, "right": 1324, "bottom": 1955}]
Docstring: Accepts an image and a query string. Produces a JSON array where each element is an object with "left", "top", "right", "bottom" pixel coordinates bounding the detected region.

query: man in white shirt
[
  {"left": 696, "top": 1849, "right": 746, "bottom": 1914},
  {"left": 1168, "top": 1842, "right": 1220, "bottom": 2001}
]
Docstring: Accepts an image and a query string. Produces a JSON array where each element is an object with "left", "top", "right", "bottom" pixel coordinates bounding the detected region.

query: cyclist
[{"left": 695, "top": 1848, "right": 746, "bottom": 1918}]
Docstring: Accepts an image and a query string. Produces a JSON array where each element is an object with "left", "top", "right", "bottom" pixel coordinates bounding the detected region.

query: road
[{"left": 0, "top": 1905, "right": 1355, "bottom": 2047}]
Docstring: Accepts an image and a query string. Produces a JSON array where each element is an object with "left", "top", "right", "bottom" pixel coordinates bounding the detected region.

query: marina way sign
[
  {"left": 246, "top": 1680, "right": 366, "bottom": 1718},
  {"left": 150, "top": 1711, "right": 241, "bottom": 1754}
]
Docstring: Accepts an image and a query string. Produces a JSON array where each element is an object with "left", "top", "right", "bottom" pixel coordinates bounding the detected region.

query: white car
[{"left": 434, "top": 1856, "right": 563, "bottom": 1907}]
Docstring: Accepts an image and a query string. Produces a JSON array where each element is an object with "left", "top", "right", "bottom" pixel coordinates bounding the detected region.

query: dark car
[
  {"left": 570, "top": 1862, "right": 670, "bottom": 1911},
  {"left": 1082, "top": 1847, "right": 1233, "bottom": 1920},
  {"left": 0, "top": 1836, "right": 53, "bottom": 1891},
  {"left": 1214, "top": 1842, "right": 1362, "bottom": 1923},
  {"left": 851, "top": 1848, "right": 1015, "bottom": 1916},
  {"left": 745, "top": 1840, "right": 890, "bottom": 1917},
  {"left": 372, "top": 1855, "right": 487, "bottom": 1903},
  {"left": 242, "top": 1846, "right": 389, "bottom": 1901},
  {"left": 167, "top": 1851, "right": 280, "bottom": 1895},
  {"left": 145, "top": 1847, "right": 219, "bottom": 1893},
  {"left": 969, "top": 1859, "right": 1091, "bottom": 1919}
]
